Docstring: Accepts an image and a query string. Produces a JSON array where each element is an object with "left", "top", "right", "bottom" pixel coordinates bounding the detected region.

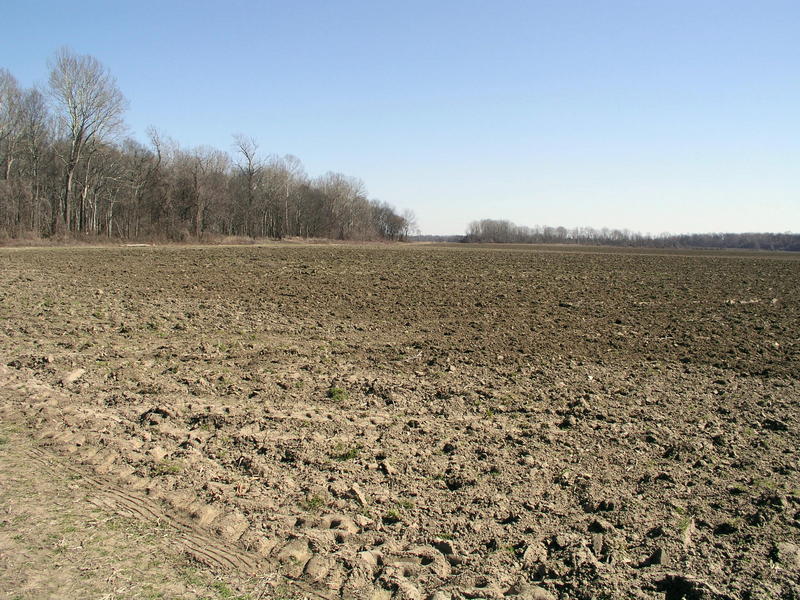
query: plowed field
[{"left": 1, "top": 243, "right": 798, "bottom": 600}]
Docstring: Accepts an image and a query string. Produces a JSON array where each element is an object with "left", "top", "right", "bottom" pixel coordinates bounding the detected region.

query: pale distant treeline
[
  {"left": 0, "top": 49, "right": 416, "bottom": 243},
  {"left": 464, "top": 219, "right": 800, "bottom": 251}
]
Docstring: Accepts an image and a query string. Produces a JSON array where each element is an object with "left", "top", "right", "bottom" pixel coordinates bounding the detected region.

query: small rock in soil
[
  {"left": 433, "top": 539, "right": 456, "bottom": 556},
  {"left": 277, "top": 538, "right": 313, "bottom": 578},
  {"left": 505, "top": 582, "right": 557, "bottom": 600},
  {"left": 62, "top": 368, "right": 86, "bottom": 385},
  {"left": 588, "top": 517, "right": 614, "bottom": 533},
  {"left": 773, "top": 542, "right": 800, "bottom": 570},
  {"left": 640, "top": 547, "right": 669, "bottom": 567}
]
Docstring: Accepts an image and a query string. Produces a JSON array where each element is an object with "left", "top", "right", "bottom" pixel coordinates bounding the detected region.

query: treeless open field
[{"left": 1, "top": 243, "right": 798, "bottom": 600}]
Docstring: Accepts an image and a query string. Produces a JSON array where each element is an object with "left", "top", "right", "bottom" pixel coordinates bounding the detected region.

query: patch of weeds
[
  {"left": 154, "top": 459, "right": 183, "bottom": 476},
  {"left": 383, "top": 510, "right": 402, "bottom": 525},
  {"left": 397, "top": 499, "right": 414, "bottom": 510},
  {"left": 331, "top": 442, "right": 360, "bottom": 461},
  {"left": 106, "top": 515, "right": 158, "bottom": 537},
  {"left": 142, "top": 587, "right": 165, "bottom": 600},
  {"left": 181, "top": 566, "right": 204, "bottom": 586},
  {"left": 273, "top": 583, "right": 303, "bottom": 600},
  {"left": 753, "top": 477, "right": 779, "bottom": 491},
  {"left": 676, "top": 515, "right": 693, "bottom": 535},
  {"left": 728, "top": 483, "right": 748, "bottom": 495},
  {"left": 0, "top": 436, "right": 7, "bottom": 446},
  {"left": 327, "top": 386, "right": 348, "bottom": 402},
  {"left": 105, "top": 516, "right": 130, "bottom": 532},
  {"left": 213, "top": 435, "right": 233, "bottom": 458},
  {"left": 211, "top": 580, "right": 248, "bottom": 599},
  {"left": 300, "top": 494, "right": 326, "bottom": 512},
  {"left": 498, "top": 544, "right": 519, "bottom": 557}
]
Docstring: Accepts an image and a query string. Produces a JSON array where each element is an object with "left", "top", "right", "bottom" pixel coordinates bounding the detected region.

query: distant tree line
[
  {"left": 411, "top": 234, "right": 465, "bottom": 243},
  {"left": 0, "top": 49, "right": 416, "bottom": 242},
  {"left": 465, "top": 219, "right": 800, "bottom": 251}
]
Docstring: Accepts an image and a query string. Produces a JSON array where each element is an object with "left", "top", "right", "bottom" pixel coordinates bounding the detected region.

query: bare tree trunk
[
  {"left": 30, "top": 160, "right": 39, "bottom": 232},
  {"left": 283, "top": 182, "right": 289, "bottom": 238},
  {"left": 107, "top": 198, "right": 113, "bottom": 237},
  {"left": 90, "top": 190, "right": 98, "bottom": 234},
  {"left": 58, "top": 165, "right": 74, "bottom": 233},
  {"left": 79, "top": 183, "right": 86, "bottom": 233},
  {"left": 78, "top": 154, "right": 92, "bottom": 233}
]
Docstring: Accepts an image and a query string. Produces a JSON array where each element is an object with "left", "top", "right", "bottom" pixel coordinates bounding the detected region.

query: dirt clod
[{"left": 61, "top": 367, "right": 86, "bottom": 385}]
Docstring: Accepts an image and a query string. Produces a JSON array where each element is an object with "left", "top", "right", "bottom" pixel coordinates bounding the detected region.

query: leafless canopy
[
  {"left": 48, "top": 47, "right": 127, "bottom": 147},
  {"left": 48, "top": 47, "right": 127, "bottom": 232}
]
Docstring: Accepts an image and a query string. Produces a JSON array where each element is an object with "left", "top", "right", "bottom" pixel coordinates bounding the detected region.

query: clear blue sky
[{"left": 4, "top": 0, "right": 799, "bottom": 235}]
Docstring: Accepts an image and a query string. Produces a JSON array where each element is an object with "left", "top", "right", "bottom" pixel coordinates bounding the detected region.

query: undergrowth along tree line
[{"left": 0, "top": 49, "right": 417, "bottom": 242}]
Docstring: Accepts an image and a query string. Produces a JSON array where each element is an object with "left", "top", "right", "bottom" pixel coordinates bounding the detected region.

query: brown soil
[
  {"left": 0, "top": 419, "right": 269, "bottom": 600},
  {"left": 0, "top": 243, "right": 798, "bottom": 600}
]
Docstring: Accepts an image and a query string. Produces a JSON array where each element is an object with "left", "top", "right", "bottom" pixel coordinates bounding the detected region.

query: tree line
[
  {"left": 0, "top": 49, "right": 416, "bottom": 242},
  {"left": 465, "top": 219, "right": 800, "bottom": 251}
]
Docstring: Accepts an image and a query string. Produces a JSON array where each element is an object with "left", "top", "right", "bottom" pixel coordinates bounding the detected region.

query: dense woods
[
  {"left": 465, "top": 219, "right": 800, "bottom": 251},
  {"left": 0, "top": 50, "right": 416, "bottom": 242}
]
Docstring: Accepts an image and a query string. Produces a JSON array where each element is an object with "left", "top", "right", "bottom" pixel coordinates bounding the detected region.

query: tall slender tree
[
  {"left": 0, "top": 69, "right": 22, "bottom": 181},
  {"left": 48, "top": 48, "right": 127, "bottom": 233},
  {"left": 233, "top": 134, "right": 260, "bottom": 237}
]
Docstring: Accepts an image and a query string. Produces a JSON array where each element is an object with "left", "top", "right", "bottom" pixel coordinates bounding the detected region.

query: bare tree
[
  {"left": 232, "top": 134, "right": 260, "bottom": 237},
  {"left": 48, "top": 47, "right": 127, "bottom": 233},
  {"left": 0, "top": 69, "right": 22, "bottom": 180},
  {"left": 19, "top": 89, "right": 51, "bottom": 220},
  {"left": 262, "top": 154, "right": 306, "bottom": 238},
  {"left": 173, "top": 146, "right": 230, "bottom": 239},
  {"left": 401, "top": 209, "right": 419, "bottom": 239}
]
